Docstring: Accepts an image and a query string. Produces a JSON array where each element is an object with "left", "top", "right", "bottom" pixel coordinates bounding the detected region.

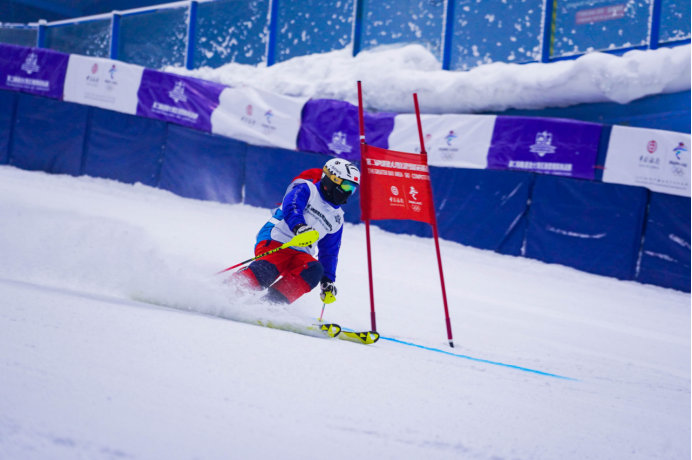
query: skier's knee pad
[
  {"left": 249, "top": 259, "right": 280, "bottom": 288},
  {"left": 299, "top": 261, "right": 324, "bottom": 289}
]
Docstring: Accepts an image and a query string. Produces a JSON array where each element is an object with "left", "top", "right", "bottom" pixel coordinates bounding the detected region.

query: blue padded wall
[
  {"left": 243, "top": 145, "right": 332, "bottom": 209},
  {"left": 84, "top": 108, "right": 167, "bottom": 186},
  {"left": 637, "top": 192, "right": 691, "bottom": 291},
  {"left": 158, "top": 124, "right": 246, "bottom": 204},
  {"left": 524, "top": 175, "right": 649, "bottom": 280},
  {"left": 362, "top": 168, "right": 534, "bottom": 253},
  {"left": 432, "top": 167, "right": 532, "bottom": 253},
  {"left": 10, "top": 93, "right": 87, "bottom": 175},
  {"left": 0, "top": 90, "right": 16, "bottom": 164}
]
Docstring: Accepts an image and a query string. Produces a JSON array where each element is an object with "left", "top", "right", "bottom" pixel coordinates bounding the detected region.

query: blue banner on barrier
[
  {"left": 637, "top": 192, "right": 691, "bottom": 292},
  {"left": 10, "top": 93, "right": 87, "bottom": 176},
  {"left": 488, "top": 117, "right": 602, "bottom": 180},
  {"left": 0, "top": 44, "right": 68, "bottom": 100},
  {"left": 158, "top": 124, "right": 246, "bottom": 204},
  {"left": 136, "top": 69, "right": 225, "bottom": 132},
  {"left": 524, "top": 175, "right": 648, "bottom": 280},
  {"left": 297, "top": 99, "right": 395, "bottom": 161}
]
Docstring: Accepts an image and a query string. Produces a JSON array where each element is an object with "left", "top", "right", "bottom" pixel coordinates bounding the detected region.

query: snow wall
[{"left": 0, "top": 43, "right": 689, "bottom": 292}]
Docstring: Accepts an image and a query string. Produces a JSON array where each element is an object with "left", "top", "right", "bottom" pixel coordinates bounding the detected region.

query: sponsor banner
[
  {"left": 488, "top": 117, "right": 602, "bottom": 179},
  {"left": 64, "top": 54, "right": 143, "bottom": 114},
  {"left": 137, "top": 69, "right": 226, "bottom": 132},
  {"left": 0, "top": 43, "right": 68, "bottom": 99},
  {"left": 297, "top": 99, "right": 396, "bottom": 161},
  {"left": 603, "top": 125, "right": 690, "bottom": 197},
  {"left": 575, "top": 4, "right": 626, "bottom": 24},
  {"left": 388, "top": 113, "right": 495, "bottom": 168},
  {"left": 361, "top": 144, "right": 435, "bottom": 224},
  {"left": 211, "top": 85, "right": 307, "bottom": 150}
]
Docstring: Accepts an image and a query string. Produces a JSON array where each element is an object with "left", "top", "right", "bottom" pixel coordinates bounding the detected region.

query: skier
[{"left": 231, "top": 158, "right": 360, "bottom": 305}]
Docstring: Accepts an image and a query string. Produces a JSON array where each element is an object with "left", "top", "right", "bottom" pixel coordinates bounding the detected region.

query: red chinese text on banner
[{"left": 360, "top": 144, "right": 435, "bottom": 224}]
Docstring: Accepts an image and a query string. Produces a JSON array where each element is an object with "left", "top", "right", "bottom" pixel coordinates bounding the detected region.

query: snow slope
[{"left": 0, "top": 165, "right": 689, "bottom": 459}]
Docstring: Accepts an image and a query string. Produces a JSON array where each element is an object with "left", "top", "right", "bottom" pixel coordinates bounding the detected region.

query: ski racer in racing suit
[{"left": 232, "top": 158, "right": 360, "bottom": 305}]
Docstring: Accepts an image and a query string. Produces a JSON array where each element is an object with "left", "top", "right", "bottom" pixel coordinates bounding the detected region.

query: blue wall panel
[
  {"left": 637, "top": 192, "right": 691, "bottom": 291},
  {"left": 194, "top": 0, "right": 269, "bottom": 67},
  {"left": 432, "top": 167, "right": 533, "bottom": 252},
  {"left": 84, "top": 108, "right": 167, "bottom": 186},
  {"left": 660, "top": 0, "right": 692, "bottom": 43},
  {"left": 448, "top": 0, "right": 543, "bottom": 70},
  {"left": 524, "top": 176, "right": 649, "bottom": 280},
  {"left": 243, "top": 145, "right": 332, "bottom": 209},
  {"left": 369, "top": 167, "right": 536, "bottom": 246},
  {"left": 118, "top": 7, "right": 188, "bottom": 68},
  {"left": 159, "top": 124, "right": 246, "bottom": 204},
  {"left": 0, "top": 90, "right": 17, "bottom": 165},
  {"left": 552, "top": 0, "right": 650, "bottom": 57},
  {"left": 46, "top": 19, "right": 111, "bottom": 57},
  {"left": 10, "top": 93, "right": 87, "bottom": 175},
  {"left": 359, "top": 0, "right": 444, "bottom": 59},
  {"left": 274, "top": 0, "right": 354, "bottom": 63}
]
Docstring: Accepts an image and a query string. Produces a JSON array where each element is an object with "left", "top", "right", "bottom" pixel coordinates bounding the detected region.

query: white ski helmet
[{"left": 320, "top": 158, "right": 361, "bottom": 205}]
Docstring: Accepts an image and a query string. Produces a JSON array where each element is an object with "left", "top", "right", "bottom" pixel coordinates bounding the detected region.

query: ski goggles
[
  {"left": 339, "top": 180, "right": 358, "bottom": 193},
  {"left": 323, "top": 168, "right": 358, "bottom": 193}
]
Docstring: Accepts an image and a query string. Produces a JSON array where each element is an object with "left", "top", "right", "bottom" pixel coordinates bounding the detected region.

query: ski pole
[
  {"left": 216, "top": 230, "right": 318, "bottom": 275},
  {"left": 318, "top": 303, "right": 327, "bottom": 322}
]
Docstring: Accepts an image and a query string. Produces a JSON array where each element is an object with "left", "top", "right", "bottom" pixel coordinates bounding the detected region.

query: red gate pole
[
  {"left": 358, "top": 81, "right": 377, "bottom": 332},
  {"left": 413, "top": 93, "right": 454, "bottom": 348}
]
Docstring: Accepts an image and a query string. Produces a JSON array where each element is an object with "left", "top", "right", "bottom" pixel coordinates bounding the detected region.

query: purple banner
[
  {"left": 136, "top": 69, "right": 226, "bottom": 132},
  {"left": 0, "top": 44, "right": 68, "bottom": 99},
  {"left": 488, "top": 117, "right": 602, "bottom": 179},
  {"left": 297, "top": 99, "right": 395, "bottom": 161}
]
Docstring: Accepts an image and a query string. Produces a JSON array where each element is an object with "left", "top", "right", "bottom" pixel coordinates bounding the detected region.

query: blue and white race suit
[{"left": 256, "top": 179, "right": 343, "bottom": 282}]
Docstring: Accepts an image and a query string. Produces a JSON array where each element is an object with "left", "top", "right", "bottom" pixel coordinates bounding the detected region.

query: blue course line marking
[{"left": 380, "top": 336, "right": 578, "bottom": 381}]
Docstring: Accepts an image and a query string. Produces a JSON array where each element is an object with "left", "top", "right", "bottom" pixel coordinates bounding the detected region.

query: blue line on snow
[{"left": 379, "top": 336, "right": 578, "bottom": 381}]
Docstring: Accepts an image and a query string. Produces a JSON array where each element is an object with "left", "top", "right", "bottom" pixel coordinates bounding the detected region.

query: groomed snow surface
[{"left": 0, "top": 165, "right": 689, "bottom": 459}]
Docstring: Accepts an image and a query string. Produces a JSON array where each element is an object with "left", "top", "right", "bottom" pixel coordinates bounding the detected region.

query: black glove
[
  {"left": 292, "top": 223, "right": 318, "bottom": 248},
  {"left": 320, "top": 277, "right": 337, "bottom": 304},
  {"left": 292, "top": 223, "right": 316, "bottom": 236}
]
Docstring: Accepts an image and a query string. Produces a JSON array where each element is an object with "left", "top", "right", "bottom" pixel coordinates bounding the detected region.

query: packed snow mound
[{"left": 167, "top": 43, "right": 691, "bottom": 113}]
